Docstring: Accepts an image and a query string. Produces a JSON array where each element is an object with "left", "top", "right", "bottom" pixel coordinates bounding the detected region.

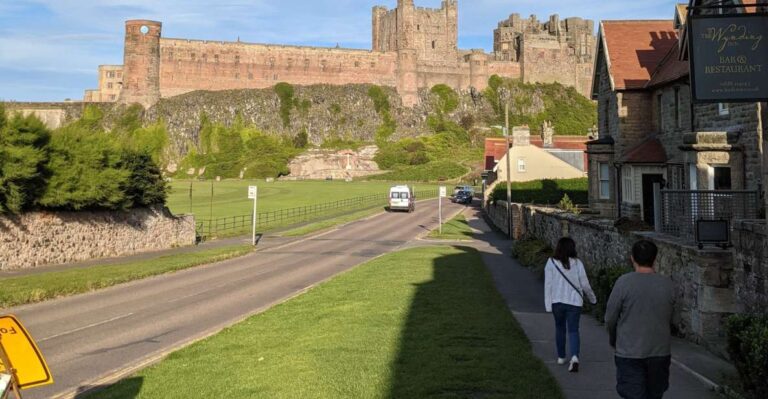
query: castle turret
[
  {"left": 119, "top": 20, "right": 161, "bottom": 108},
  {"left": 468, "top": 50, "right": 489, "bottom": 91},
  {"left": 396, "top": 0, "right": 418, "bottom": 106},
  {"left": 372, "top": 6, "right": 387, "bottom": 52}
]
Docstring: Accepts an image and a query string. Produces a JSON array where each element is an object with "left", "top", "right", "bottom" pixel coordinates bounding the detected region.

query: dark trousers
[
  {"left": 552, "top": 303, "right": 581, "bottom": 358},
  {"left": 615, "top": 355, "right": 671, "bottom": 399}
]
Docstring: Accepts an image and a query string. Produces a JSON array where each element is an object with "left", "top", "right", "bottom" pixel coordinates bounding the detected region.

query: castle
[{"left": 83, "top": 0, "right": 596, "bottom": 108}]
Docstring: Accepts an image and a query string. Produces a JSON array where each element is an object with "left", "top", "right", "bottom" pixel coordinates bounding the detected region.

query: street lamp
[{"left": 492, "top": 87, "right": 513, "bottom": 239}]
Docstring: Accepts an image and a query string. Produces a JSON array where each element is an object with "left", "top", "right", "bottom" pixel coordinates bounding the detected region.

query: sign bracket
[{"left": 0, "top": 336, "right": 23, "bottom": 399}]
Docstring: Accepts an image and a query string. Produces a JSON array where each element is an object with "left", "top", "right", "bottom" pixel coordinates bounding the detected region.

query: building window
[
  {"left": 689, "top": 164, "right": 698, "bottom": 190},
  {"left": 117, "top": 72, "right": 122, "bottom": 78},
  {"left": 674, "top": 87, "right": 681, "bottom": 129},
  {"left": 657, "top": 94, "right": 663, "bottom": 131},
  {"left": 432, "top": 40, "right": 436, "bottom": 49},
  {"left": 107, "top": 83, "right": 113, "bottom": 89},
  {"left": 354, "top": 61, "right": 360, "bottom": 68},
  {"left": 622, "top": 166, "right": 634, "bottom": 202},
  {"left": 106, "top": 71, "right": 115, "bottom": 78},
  {"left": 718, "top": 103, "right": 730, "bottom": 116},
  {"left": 517, "top": 158, "right": 526, "bottom": 173},
  {"left": 417, "top": 24, "right": 420, "bottom": 31},
  {"left": 599, "top": 162, "right": 610, "bottom": 199},
  {"left": 109, "top": 94, "right": 116, "bottom": 101}
]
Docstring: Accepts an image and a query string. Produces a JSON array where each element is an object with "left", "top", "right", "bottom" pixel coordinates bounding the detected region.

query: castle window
[
  {"left": 371, "top": 62, "right": 376, "bottom": 68},
  {"left": 354, "top": 61, "right": 360, "bottom": 68},
  {"left": 109, "top": 94, "right": 116, "bottom": 100},
  {"left": 432, "top": 40, "right": 436, "bottom": 49},
  {"left": 106, "top": 71, "right": 115, "bottom": 78},
  {"left": 270, "top": 57, "right": 276, "bottom": 69},
  {"left": 235, "top": 55, "right": 240, "bottom": 64},
  {"left": 107, "top": 83, "right": 113, "bottom": 89},
  {"left": 320, "top": 60, "right": 327, "bottom": 71},
  {"left": 274, "top": 74, "right": 278, "bottom": 80},
  {"left": 191, "top": 53, "right": 196, "bottom": 61},
  {"left": 117, "top": 72, "right": 122, "bottom": 78},
  {"left": 214, "top": 54, "right": 219, "bottom": 63},
  {"left": 202, "top": 53, "right": 207, "bottom": 62},
  {"left": 417, "top": 25, "right": 420, "bottom": 31},
  {"left": 235, "top": 73, "right": 240, "bottom": 79},
  {"left": 140, "top": 25, "right": 149, "bottom": 35},
  {"left": 248, "top": 72, "right": 253, "bottom": 80}
]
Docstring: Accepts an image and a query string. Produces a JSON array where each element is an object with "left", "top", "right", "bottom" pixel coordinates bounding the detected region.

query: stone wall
[
  {"left": 732, "top": 220, "right": 768, "bottom": 316},
  {"left": 0, "top": 206, "right": 196, "bottom": 270},
  {"left": 485, "top": 201, "right": 749, "bottom": 356},
  {"left": 2, "top": 102, "right": 87, "bottom": 129}
]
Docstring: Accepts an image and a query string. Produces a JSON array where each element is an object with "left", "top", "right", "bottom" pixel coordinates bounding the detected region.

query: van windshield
[{"left": 391, "top": 192, "right": 409, "bottom": 199}]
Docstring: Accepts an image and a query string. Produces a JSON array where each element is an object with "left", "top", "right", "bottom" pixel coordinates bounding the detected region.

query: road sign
[
  {"left": 0, "top": 315, "right": 53, "bottom": 390},
  {"left": 248, "top": 186, "right": 258, "bottom": 200},
  {"left": 248, "top": 186, "right": 259, "bottom": 246},
  {"left": 0, "top": 373, "right": 10, "bottom": 397},
  {"left": 439, "top": 186, "right": 447, "bottom": 198}
]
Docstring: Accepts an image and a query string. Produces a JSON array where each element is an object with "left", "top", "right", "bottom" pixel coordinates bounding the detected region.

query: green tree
[
  {"left": 113, "top": 104, "right": 144, "bottom": 136},
  {"left": 430, "top": 84, "right": 459, "bottom": 115},
  {"left": 0, "top": 103, "right": 6, "bottom": 130},
  {"left": 293, "top": 129, "right": 309, "bottom": 148},
  {"left": 118, "top": 151, "right": 168, "bottom": 207},
  {"left": 0, "top": 113, "right": 51, "bottom": 213},
  {"left": 126, "top": 122, "right": 169, "bottom": 164}
]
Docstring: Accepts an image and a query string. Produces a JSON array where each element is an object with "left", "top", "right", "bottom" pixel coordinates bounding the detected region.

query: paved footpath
[{"left": 457, "top": 207, "right": 735, "bottom": 399}]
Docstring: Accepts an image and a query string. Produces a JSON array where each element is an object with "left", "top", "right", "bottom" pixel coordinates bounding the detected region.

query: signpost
[
  {"left": 689, "top": 12, "right": 768, "bottom": 102},
  {"left": 248, "top": 186, "right": 258, "bottom": 246},
  {"left": 0, "top": 315, "right": 53, "bottom": 399},
  {"left": 439, "top": 186, "right": 447, "bottom": 234}
]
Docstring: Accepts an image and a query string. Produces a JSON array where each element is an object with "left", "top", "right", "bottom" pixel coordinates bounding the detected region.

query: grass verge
[
  {"left": 0, "top": 245, "right": 253, "bottom": 308},
  {"left": 279, "top": 206, "right": 385, "bottom": 237},
  {"left": 428, "top": 212, "right": 474, "bottom": 240},
  {"left": 90, "top": 246, "right": 562, "bottom": 399}
]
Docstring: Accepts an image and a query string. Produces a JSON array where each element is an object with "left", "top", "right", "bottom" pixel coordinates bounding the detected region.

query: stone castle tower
[
  {"left": 84, "top": 1, "right": 595, "bottom": 109},
  {"left": 120, "top": 20, "right": 161, "bottom": 108}
]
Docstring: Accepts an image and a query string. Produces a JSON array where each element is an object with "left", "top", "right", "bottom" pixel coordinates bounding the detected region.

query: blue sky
[{"left": 0, "top": 0, "right": 677, "bottom": 102}]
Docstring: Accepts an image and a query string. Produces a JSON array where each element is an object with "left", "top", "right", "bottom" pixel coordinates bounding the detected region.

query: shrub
[
  {"left": 0, "top": 113, "right": 51, "bottom": 213},
  {"left": 430, "top": 84, "right": 459, "bottom": 115},
  {"left": 367, "top": 85, "right": 390, "bottom": 114},
  {"left": 293, "top": 129, "right": 309, "bottom": 149},
  {"left": 274, "top": 82, "right": 295, "bottom": 128},
  {"left": 118, "top": 151, "right": 168, "bottom": 208},
  {"left": 726, "top": 314, "right": 768, "bottom": 399},
  {"left": 490, "top": 178, "right": 588, "bottom": 205},
  {"left": 558, "top": 194, "right": 581, "bottom": 215},
  {"left": 587, "top": 265, "right": 632, "bottom": 322},
  {"left": 320, "top": 136, "right": 363, "bottom": 151},
  {"left": 511, "top": 237, "right": 552, "bottom": 279},
  {"left": 367, "top": 161, "right": 467, "bottom": 182}
]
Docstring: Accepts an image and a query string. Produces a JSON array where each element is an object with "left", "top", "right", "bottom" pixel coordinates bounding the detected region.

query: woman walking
[{"left": 544, "top": 237, "right": 597, "bottom": 372}]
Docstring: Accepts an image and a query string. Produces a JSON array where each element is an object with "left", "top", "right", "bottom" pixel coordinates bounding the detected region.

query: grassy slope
[
  {"left": 0, "top": 245, "right": 253, "bottom": 308},
  {"left": 91, "top": 246, "right": 562, "bottom": 399},
  {"left": 167, "top": 180, "right": 437, "bottom": 219},
  {"left": 428, "top": 213, "right": 474, "bottom": 241}
]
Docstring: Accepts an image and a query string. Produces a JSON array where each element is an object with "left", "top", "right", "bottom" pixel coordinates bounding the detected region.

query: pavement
[
  {"left": 455, "top": 206, "right": 736, "bottom": 399},
  {"left": 9, "top": 199, "right": 466, "bottom": 399}
]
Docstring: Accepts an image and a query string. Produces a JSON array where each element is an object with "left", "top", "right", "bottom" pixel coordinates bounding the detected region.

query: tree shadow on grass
[
  {"left": 385, "top": 246, "right": 562, "bottom": 399},
  {"left": 76, "top": 377, "right": 143, "bottom": 399}
]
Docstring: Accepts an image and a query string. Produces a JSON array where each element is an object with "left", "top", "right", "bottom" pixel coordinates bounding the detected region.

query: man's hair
[{"left": 632, "top": 240, "right": 658, "bottom": 267}]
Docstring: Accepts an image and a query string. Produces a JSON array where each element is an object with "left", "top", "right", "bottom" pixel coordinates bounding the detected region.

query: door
[{"left": 642, "top": 174, "right": 664, "bottom": 225}]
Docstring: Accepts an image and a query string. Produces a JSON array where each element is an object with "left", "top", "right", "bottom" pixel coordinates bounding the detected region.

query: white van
[{"left": 389, "top": 185, "right": 415, "bottom": 212}]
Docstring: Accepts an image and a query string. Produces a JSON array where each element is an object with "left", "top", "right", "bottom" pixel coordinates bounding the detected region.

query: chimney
[{"left": 512, "top": 125, "right": 530, "bottom": 146}]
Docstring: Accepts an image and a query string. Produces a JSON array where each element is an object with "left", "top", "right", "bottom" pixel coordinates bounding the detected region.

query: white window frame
[
  {"left": 718, "top": 102, "right": 730, "bottom": 116},
  {"left": 517, "top": 158, "right": 526, "bottom": 173},
  {"left": 599, "top": 162, "right": 611, "bottom": 200},
  {"left": 622, "top": 166, "right": 634, "bottom": 203}
]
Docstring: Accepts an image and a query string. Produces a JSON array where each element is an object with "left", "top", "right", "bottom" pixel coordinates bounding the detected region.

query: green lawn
[
  {"left": 90, "top": 246, "right": 562, "bottom": 399},
  {"left": 428, "top": 212, "right": 475, "bottom": 240},
  {"left": 0, "top": 245, "right": 253, "bottom": 308},
  {"left": 167, "top": 180, "right": 437, "bottom": 219}
]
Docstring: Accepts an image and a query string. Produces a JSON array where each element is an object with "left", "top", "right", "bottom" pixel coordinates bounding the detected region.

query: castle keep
[{"left": 83, "top": 0, "right": 596, "bottom": 108}]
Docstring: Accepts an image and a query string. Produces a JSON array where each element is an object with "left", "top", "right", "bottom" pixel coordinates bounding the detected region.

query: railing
[
  {"left": 195, "top": 189, "right": 439, "bottom": 239},
  {"left": 659, "top": 190, "right": 761, "bottom": 242}
]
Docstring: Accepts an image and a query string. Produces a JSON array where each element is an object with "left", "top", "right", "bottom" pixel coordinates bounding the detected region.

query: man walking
[{"left": 605, "top": 240, "right": 674, "bottom": 399}]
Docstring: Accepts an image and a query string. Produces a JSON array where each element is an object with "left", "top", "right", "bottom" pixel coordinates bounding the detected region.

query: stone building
[
  {"left": 586, "top": 1, "right": 764, "bottom": 223},
  {"left": 83, "top": 1, "right": 595, "bottom": 108}
]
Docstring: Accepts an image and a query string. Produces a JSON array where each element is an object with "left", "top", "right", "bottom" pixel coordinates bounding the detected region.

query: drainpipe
[{"left": 615, "top": 163, "right": 623, "bottom": 218}]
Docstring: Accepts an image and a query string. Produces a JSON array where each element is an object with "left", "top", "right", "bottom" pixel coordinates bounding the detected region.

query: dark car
[{"left": 452, "top": 190, "right": 473, "bottom": 205}]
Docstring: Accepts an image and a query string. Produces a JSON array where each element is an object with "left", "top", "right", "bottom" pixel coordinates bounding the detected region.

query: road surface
[{"left": 9, "top": 199, "right": 465, "bottom": 399}]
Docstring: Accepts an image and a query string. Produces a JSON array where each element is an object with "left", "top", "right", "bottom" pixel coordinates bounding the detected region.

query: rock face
[
  {"left": 283, "top": 146, "right": 382, "bottom": 180},
  {"left": 0, "top": 206, "right": 196, "bottom": 270}
]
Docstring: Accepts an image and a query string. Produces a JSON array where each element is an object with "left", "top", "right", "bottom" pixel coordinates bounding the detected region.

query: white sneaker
[
  {"left": 557, "top": 357, "right": 567, "bottom": 365},
  {"left": 568, "top": 356, "right": 579, "bottom": 373}
]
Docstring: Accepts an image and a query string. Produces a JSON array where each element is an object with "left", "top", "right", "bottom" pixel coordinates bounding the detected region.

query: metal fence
[
  {"left": 196, "top": 189, "right": 439, "bottom": 239},
  {"left": 659, "top": 190, "right": 761, "bottom": 242}
]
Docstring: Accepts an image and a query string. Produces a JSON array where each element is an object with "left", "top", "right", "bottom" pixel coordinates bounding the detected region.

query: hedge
[
  {"left": 726, "top": 314, "right": 768, "bottom": 399},
  {"left": 490, "top": 178, "right": 588, "bottom": 205},
  {"left": 511, "top": 237, "right": 552, "bottom": 279}
]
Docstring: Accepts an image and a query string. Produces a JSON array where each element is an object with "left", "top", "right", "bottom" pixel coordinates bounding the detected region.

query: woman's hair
[{"left": 553, "top": 237, "right": 578, "bottom": 270}]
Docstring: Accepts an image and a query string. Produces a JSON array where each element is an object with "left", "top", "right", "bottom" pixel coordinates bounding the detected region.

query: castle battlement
[{"left": 85, "top": 1, "right": 595, "bottom": 108}]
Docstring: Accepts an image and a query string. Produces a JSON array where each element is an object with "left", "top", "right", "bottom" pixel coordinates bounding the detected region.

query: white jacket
[{"left": 544, "top": 257, "right": 597, "bottom": 312}]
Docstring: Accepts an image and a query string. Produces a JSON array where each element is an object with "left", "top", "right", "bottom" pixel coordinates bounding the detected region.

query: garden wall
[
  {"left": 0, "top": 206, "right": 196, "bottom": 270},
  {"left": 486, "top": 201, "right": 748, "bottom": 356}
]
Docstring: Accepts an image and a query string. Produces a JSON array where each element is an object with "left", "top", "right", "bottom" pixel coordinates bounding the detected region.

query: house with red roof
[{"left": 587, "top": 0, "right": 765, "bottom": 224}]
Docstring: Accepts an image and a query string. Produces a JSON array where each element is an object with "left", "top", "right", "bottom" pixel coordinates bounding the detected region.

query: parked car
[
  {"left": 452, "top": 190, "right": 473, "bottom": 205},
  {"left": 453, "top": 185, "right": 474, "bottom": 196},
  {"left": 388, "top": 185, "right": 415, "bottom": 212}
]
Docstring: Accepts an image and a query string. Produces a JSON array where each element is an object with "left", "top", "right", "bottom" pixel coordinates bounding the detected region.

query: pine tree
[{"left": 0, "top": 113, "right": 51, "bottom": 213}]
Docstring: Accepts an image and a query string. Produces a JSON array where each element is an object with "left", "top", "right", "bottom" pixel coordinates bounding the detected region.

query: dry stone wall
[{"left": 0, "top": 206, "right": 196, "bottom": 270}]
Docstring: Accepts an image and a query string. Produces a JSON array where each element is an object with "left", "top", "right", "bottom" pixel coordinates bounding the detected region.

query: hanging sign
[
  {"left": 0, "top": 315, "right": 53, "bottom": 390},
  {"left": 689, "top": 13, "right": 768, "bottom": 102}
]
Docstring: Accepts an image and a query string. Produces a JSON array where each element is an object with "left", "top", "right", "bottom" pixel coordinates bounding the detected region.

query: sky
[{"left": 0, "top": 0, "right": 677, "bottom": 102}]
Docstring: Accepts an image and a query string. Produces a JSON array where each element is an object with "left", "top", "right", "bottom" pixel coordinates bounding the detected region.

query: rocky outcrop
[{"left": 283, "top": 146, "right": 383, "bottom": 180}]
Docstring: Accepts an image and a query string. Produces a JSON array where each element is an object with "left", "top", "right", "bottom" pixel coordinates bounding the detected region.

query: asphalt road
[{"left": 10, "top": 199, "right": 465, "bottom": 399}]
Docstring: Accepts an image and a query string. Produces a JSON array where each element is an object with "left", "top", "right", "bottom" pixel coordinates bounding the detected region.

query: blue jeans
[
  {"left": 615, "top": 356, "right": 671, "bottom": 399},
  {"left": 552, "top": 303, "right": 581, "bottom": 358}
]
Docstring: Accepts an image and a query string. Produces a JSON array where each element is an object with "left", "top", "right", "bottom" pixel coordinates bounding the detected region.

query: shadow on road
[
  {"left": 384, "top": 244, "right": 561, "bottom": 399},
  {"left": 75, "top": 377, "right": 143, "bottom": 399}
]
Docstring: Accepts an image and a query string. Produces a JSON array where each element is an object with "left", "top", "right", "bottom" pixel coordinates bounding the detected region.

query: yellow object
[{"left": 0, "top": 315, "right": 53, "bottom": 390}]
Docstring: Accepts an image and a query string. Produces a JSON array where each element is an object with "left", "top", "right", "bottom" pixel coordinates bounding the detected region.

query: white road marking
[{"left": 39, "top": 313, "right": 135, "bottom": 342}]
